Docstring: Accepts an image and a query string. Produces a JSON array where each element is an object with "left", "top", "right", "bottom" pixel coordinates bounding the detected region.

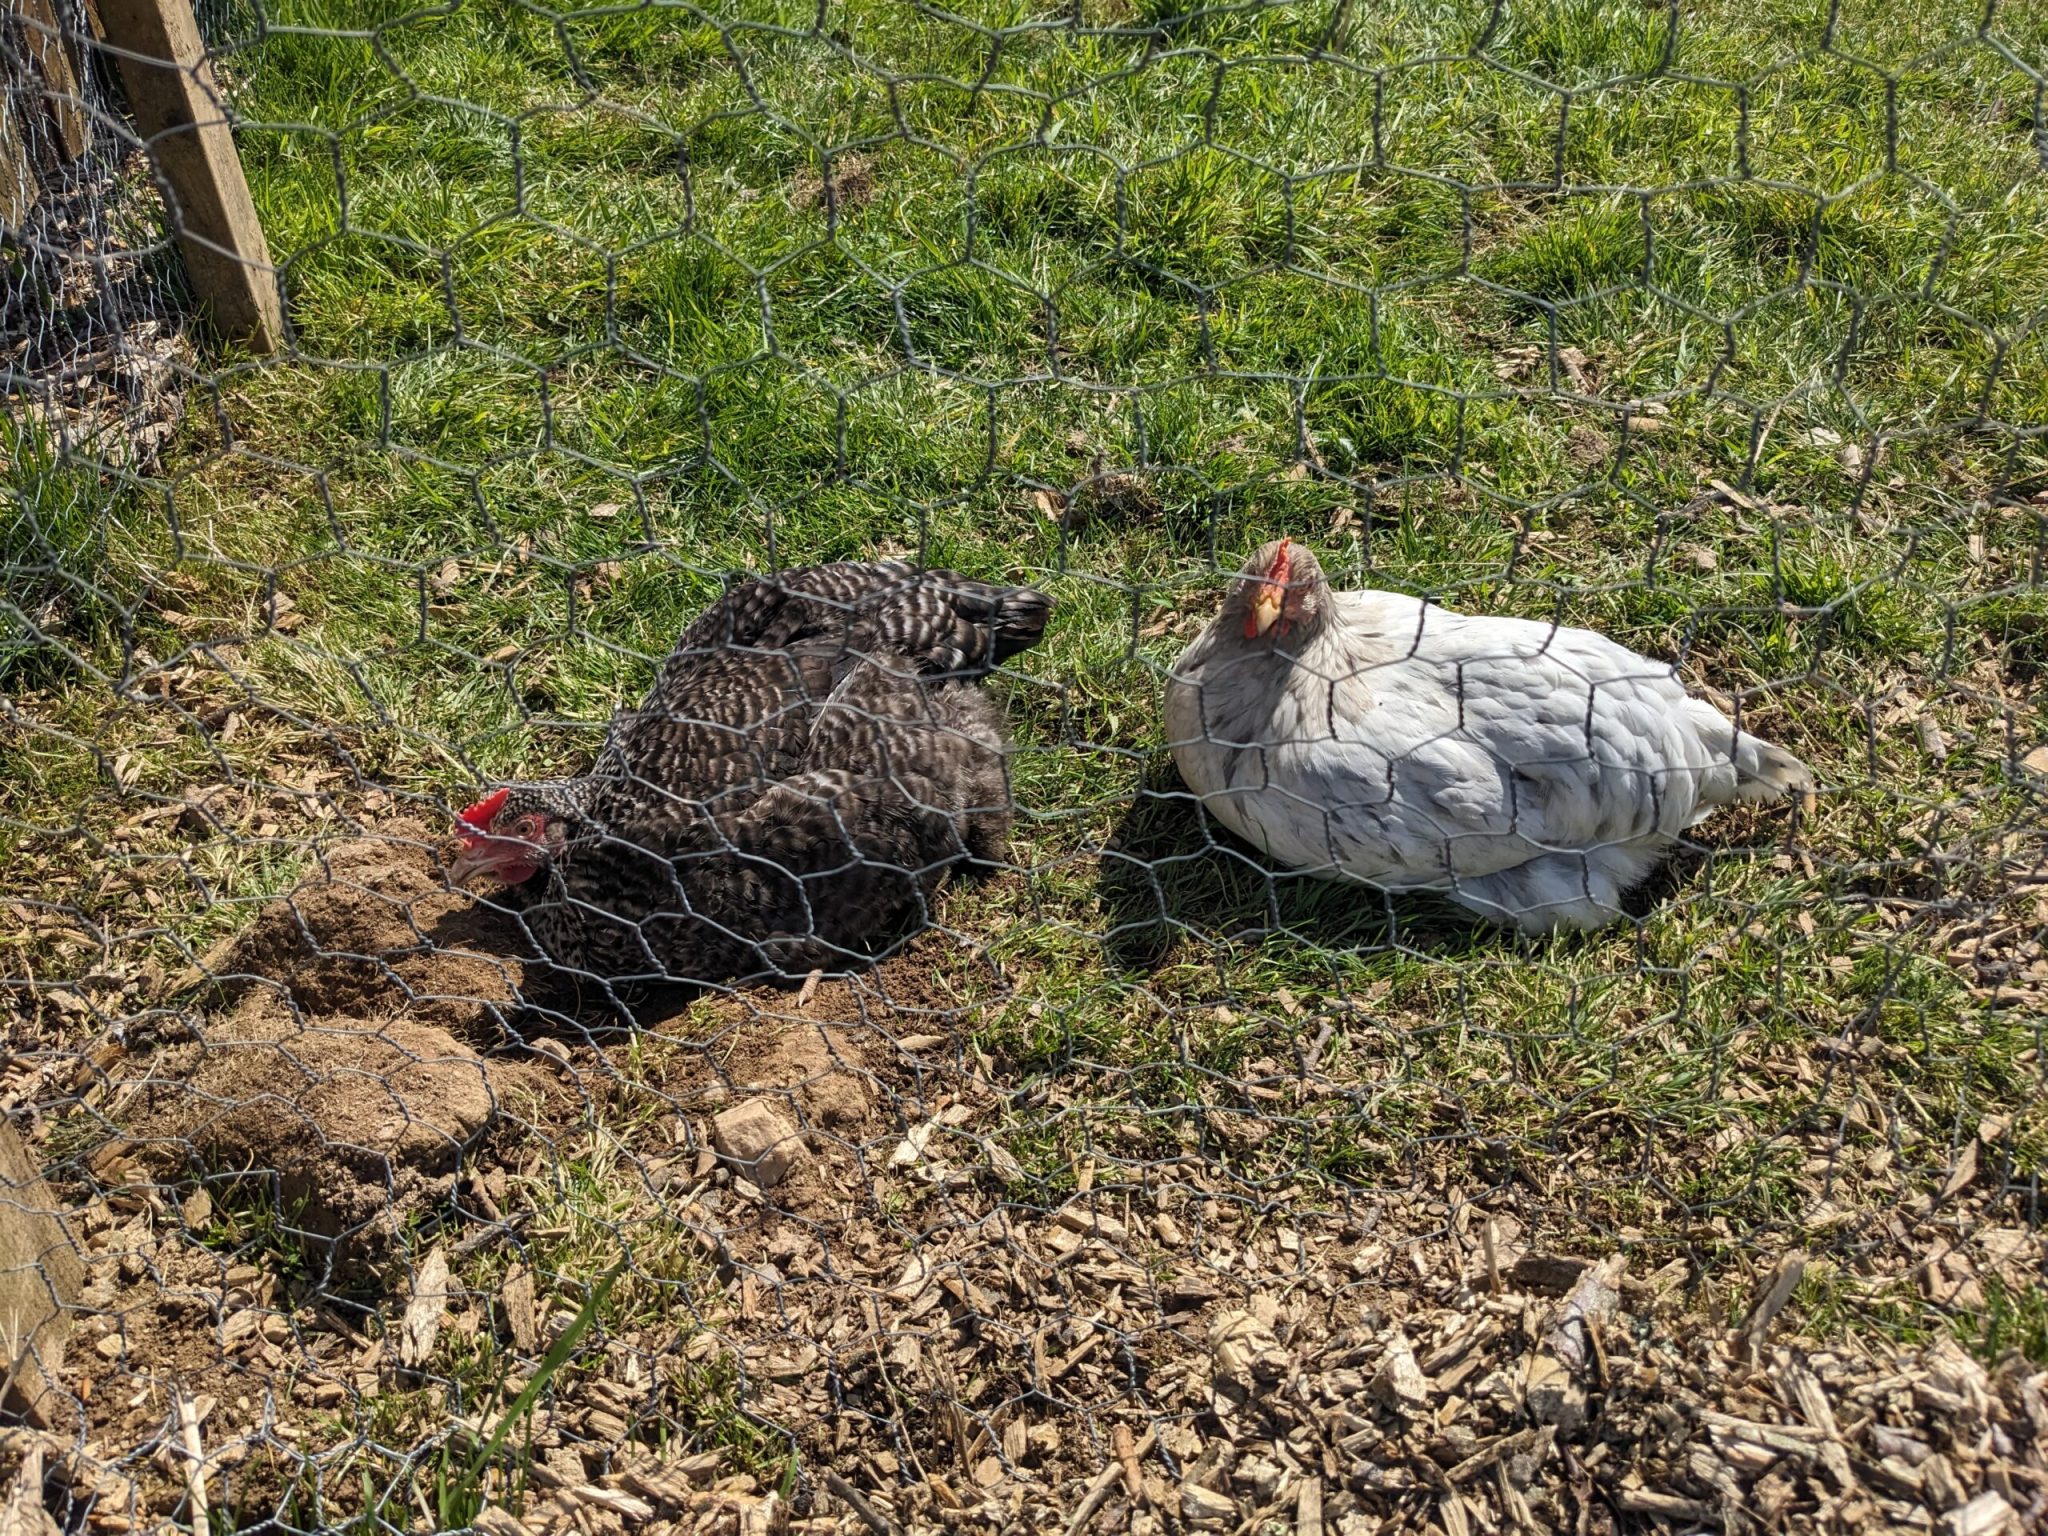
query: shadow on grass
[
  {"left": 1089, "top": 758, "right": 1785, "bottom": 969},
  {"left": 1090, "top": 759, "right": 1504, "bottom": 972}
]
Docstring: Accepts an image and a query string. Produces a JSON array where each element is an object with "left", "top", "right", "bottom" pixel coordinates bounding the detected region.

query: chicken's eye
[{"left": 513, "top": 815, "right": 543, "bottom": 841}]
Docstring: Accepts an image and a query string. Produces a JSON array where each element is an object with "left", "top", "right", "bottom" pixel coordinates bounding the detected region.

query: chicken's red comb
[
  {"left": 457, "top": 786, "right": 509, "bottom": 832},
  {"left": 1265, "top": 537, "right": 1293, "bottom": 584}
]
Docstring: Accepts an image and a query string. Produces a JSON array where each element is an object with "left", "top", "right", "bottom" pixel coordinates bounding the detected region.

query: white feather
[{"left": 1166, "top": 587, "right": 1810, "bottom": 932}]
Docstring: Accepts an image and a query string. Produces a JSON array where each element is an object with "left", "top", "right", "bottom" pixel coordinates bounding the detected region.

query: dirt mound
[
  {"left": 135, "top": 825, "right": 542, "bottom": 1248},
  {"left": 516, "top": 969, "right": 948, "bottom": 1226},
  {"left": 189, "top": 821, "right": 528, "bottom": 1044},
  {"left": 687, "top": 989, "right": 889, "bottom": 1223},
  {"left": 171, "top": 998, "right": 513, "bottom": 1244}
]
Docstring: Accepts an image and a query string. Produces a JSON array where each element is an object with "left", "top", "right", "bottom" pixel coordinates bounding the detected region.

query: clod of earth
[
  {"left": 174, "top": 823, "right": 528, "bottom": 1044},
  {"left": 168, "top": 1004, "right": 503, "bottom": 1244},
  {"left": 132, "top": 827, "right": 540, "bottom": 1252},
  {"left": 713, "top": 1098, "right": 808, "bottom": 1189}
]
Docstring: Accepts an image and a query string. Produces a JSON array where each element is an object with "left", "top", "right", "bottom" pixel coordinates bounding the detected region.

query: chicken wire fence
[{"left": 3, "top": 1, "right": 2048, "bottom": 1533}]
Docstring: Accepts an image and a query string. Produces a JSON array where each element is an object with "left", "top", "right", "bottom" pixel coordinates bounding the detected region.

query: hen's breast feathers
[{"left": 1171, "top": 592, "right": 1756, "bottom": 885}]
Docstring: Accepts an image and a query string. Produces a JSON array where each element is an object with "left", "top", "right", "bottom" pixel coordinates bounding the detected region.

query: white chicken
[{"left": 1164, "top": 538, "right": 1813, "bottom": 932}]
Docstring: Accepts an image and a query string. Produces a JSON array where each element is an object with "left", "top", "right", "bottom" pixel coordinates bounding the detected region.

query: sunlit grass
[{"left": 3, "top": 0, "right": 2044, "bottom": 1370}]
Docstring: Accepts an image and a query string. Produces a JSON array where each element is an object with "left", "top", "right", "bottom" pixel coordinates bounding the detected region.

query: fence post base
[{"left": 95, "top": 0, "right": 281, "bottom": 353}]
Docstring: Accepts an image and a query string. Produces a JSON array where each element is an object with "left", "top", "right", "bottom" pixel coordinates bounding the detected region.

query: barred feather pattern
[{"left": 478, "top": 561, "right": 1050, "bottom": 986}]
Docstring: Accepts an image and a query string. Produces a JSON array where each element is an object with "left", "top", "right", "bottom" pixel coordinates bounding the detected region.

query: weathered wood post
[
  {"left": 93, "top": 0, "right": 282, "bottom": 351},
  {"left": 0, "top": 1117, "right": 84, "bottom": 1429},
  {"left": 9, "top": 0, "right": 92, "bottom": 159},
  {"left": 2, "top": 0, "right": 90, "bottom": 223}
]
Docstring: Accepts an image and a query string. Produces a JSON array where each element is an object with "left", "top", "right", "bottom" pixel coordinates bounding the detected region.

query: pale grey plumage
[{"left": 1166, "top": 540, "right": 1812, "bottom": 932}]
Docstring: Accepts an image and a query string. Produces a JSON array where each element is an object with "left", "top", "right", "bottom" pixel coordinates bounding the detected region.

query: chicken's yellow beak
[{"left": 1249, "top": 585, "right": 1284, "bottom": 636}]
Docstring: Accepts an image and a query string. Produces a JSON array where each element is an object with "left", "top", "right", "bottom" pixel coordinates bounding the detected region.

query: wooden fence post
[
  {"left": 0, "top": 1117, "right": 84, "bottom": 1430},
  {"left": 0, "top": 95, "right": 34, "bottom": 226},
  {"left": 93, "top": 0, "right": 282, "bottom": 352},
  {"left": 8, "top": 0, "right": 92, "bottom": 160}
]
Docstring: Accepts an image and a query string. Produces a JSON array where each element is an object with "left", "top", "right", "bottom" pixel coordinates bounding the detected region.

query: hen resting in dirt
[
  {"left": 1165, "top": 539, "right": 1812, "bottom": 932},
  {"left": 448, "top": 559, "right": 1050, "bottom": 983}
]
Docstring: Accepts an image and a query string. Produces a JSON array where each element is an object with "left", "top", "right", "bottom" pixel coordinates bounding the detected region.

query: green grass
[
  {"left": 6, "top": 0, "right": 2047, "bottom": 1399},
  {"left": 436, "top": 1258, "right": 621, "bottom": 1529},
  {"left": 1, "top": 418, "right": 145, "bottom": 688}
]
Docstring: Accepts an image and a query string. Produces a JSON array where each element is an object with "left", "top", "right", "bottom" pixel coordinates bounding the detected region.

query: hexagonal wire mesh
[{"left": 3, "top": 0, "right": 2047, "bottom": 1532}]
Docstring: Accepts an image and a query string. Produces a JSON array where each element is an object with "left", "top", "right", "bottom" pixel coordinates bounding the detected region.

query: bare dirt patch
[
  {"left": 791, "top": 152, "right": 877, "bottom": 214},
  {"left": 130, "top": 825, "right": 540, "bottom": 1248},
  {"left": 514, "top": 958, "right": 995, "bottom": 1230}
]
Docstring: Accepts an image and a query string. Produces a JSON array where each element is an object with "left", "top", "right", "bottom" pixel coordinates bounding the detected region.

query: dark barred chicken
[{"left": 446, "top": 559, "right": 1050, "bottom": 986}]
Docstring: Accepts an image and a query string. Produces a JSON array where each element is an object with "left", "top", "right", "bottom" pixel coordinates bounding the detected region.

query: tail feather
[
  {"left": 871, "top": 571, "right": 1051, "bottom": 675},
  {"left": 987, "top": 585, "right": 1052, "bottom": 662},
  {"left": 1730, "top": 730, "right": 1813, "bottom": 803},
  {"left": 1684, "top": 698, "right": 1812, "bottom": 810},
  {"left": 680, "top": 561, "right": 1052, "bottom": 677}
]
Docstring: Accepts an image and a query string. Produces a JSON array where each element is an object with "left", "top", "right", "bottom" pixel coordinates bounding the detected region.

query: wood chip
[
  {"left": 175, "top": 1388, "right": 210, "bottom": 1536},
  {"left": 795, "top": 968, "right": 822, "bottom": 1008},
  {"left": 1063, "top": 1431, "right": 1157, "bottom": 1536},
  {"left": 399, "top": 1247, "right": 452, "bottom": 1369},
  {"left": 1709, "top": 477, "right": 1757, "bottom": 510},
  {"left": 1616, "top": 1489, "right": 1719, "bottom": 1523},
  {"left": 1917, "top": 714, "right": 1950, "bottom": 761},
  {"left": 1939, "top": 1138, "right": 1979, "bottom": 1202},
  {"left": 1370, "top": 1330, "right": 1433, "bottom": 1414},
  {"left": 1524, "top": 1350, "right": 1586, "bottom": 1433},
  {"left": 1946, "top": 1491, "right": 2017, "bottom": 1536},
  {"left": 1741, "top": 1251, "right": 1805, "bottom": 1363},
  {"left": 1547, "top": 1255, "right": 1624, "bottom": 1371},
  {"left": 821, "top": 1470, "right": 899, "bottom": 1536},
  {"left": 1783, "top": 1363, "right": 1840, "bottom": 1438},
  {"left": 1507, "top": 1253, "right": 1592, "bottom": 1294},
  {"left": 567, "top": 1485, "right": 654, "bottom": 1520},
  {"left": 1113, "top": 1424, "right": 1143, "bottom": 1500},
  {"left": 1295, "top": 1476, "right": 1324, "bottom": 1536},
  {"left": 1180, "top": 1480, "right": 1235, "bottom": 1529},
  {"left": 501, "top": 1263, "right": 538, "bottom": 1356}
]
